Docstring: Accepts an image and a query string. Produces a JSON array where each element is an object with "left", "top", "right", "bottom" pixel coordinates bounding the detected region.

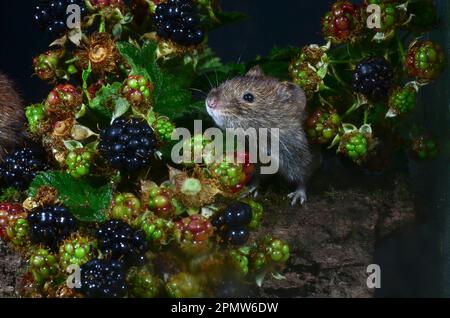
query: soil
[{"left": 0, "top": 161, "right": 416, "bottom": 298}]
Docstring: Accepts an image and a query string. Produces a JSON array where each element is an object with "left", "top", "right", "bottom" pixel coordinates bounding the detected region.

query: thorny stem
[
  {"left": 99, "top": 15, "right": 106, "bottom": 33},
  {"left": 363, "top": 108, "right": 369, "bottom": 125},
  {"left": 396, "top": 33, "right": 407, "bottom": 64},
  {"left": 329, "top": 64, "right": 350, "bottom": 89}
]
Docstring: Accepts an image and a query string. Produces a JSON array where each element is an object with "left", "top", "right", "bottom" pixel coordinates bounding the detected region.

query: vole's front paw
[
  {"left": 288, "top": 190, "right": 307, "bottom": 206},
  {"left": 240, "top": 186, "right": 259, "bottom": 199}
]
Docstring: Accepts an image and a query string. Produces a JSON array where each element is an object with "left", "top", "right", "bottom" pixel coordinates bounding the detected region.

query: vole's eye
[{"left": 243, "top": 93, "right": 255, "bottom": 103}]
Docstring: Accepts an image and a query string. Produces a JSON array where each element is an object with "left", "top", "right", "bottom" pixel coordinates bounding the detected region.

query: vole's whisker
[
  {"left": 189, "top": 88, "right": 207, "bottom": 96},
  {"left": 203, "top": 73, "right": 214, "bottom": 89}
]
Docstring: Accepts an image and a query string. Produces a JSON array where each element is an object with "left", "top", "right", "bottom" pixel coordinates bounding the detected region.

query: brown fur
[
  {"left": 206, "top": 66, "right": 320, "bottom": 204},
  {"left": 0, "top": 72, "right": 26, "bottom": 159}
]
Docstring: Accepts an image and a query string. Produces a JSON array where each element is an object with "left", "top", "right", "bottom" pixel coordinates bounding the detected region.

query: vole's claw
[
  {"left": 288, "top": 190, "right": 307, "bottom": 206},
  {"left": 239, "top": 186, "right": 259, "bottom": 199},
  {"left": 155, "top": 151, "right": 163, "bottom": 160}
]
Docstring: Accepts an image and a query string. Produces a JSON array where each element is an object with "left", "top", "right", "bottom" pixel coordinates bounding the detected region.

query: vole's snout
[{"left": 206, "top": 96, "right": 219, "bottom": 109}]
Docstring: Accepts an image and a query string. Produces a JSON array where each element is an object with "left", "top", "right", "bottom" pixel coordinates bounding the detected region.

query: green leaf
[
  {"left": 82, "top": 63, "right": 92, "bottom": 101},
  {"left": 63, "top": 140, "right": 84, "bottom": 151},
  {"left": 89, "top": 82, "right": 122, "bottom": 119},
  {"left": 116, "top": 41, "right": 150, "bottom": 78},
  {"left": 111, "top": 97, "right": 130, "bottom": 123},
  {"left": 28, "top": 171, "right": 113, "bottom": 223}
]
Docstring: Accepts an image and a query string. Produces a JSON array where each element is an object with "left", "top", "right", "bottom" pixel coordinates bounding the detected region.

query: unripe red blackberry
[
  {"left": 322, "top": 1, "right": 364, "bottom": 44},
  {"left": 175, "top": 214, "right": 214, "bottom": 256},
  {"left": 0, "top": 203, "right": 26, "bottom": 242},
  {"left": 406, "top": 41, "right": 446, "bottom": 81},
  {"left": 33, "top": 49, "right": 64, "bottom": 82},
  {"left": 147, "top": 183, "right": 178, "bottom": 219},
  {"left": 109, "top": 192, "right": 142, "bottom": 221},
  {"left": 45, "top": 84, "right": 82, "bottom": 119},
  {"left": 306, "top": 108, "right": 341, "bottom": 145},
  {"left": 122, "top": 75, "right": 154, "bottom": 107}
]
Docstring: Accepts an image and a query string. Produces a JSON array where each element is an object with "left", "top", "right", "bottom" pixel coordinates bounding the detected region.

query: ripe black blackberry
[
  {"left": 27, "top": 205, "right": 78, "bottom": 248},
  {"left": 352, "top": 57, "right": 394, "bottom": 101},
  {"left": 34, "top": 0, "right": 86, "bottom": 36},
  {"left": 96, "top": 220, "right": 148, "bottom": 266},
  {"left": 212, "top": 202, "right": 253, "bottom": 229},
  {"left": 77, "top": 259, "right": 127, "bottom": 298},
  {"left": 0, "top": 147, "right": 48, "bottom": 190},
  {"left": 213, "top": 202, "right": 253, "bottom": 246},
  {"left": 153, "top": 0, "right": 205, "bottom": 46},
  {"left": 99, "top": 117, "right": 157, "bottom": 172}
]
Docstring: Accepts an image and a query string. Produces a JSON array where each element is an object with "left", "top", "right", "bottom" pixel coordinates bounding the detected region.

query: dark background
[
  {"left": 0, "top": 0, "right": 446, "bottom": 298},
  {"left": 0, "top": 1, "right": 335, "bottom": 104}
]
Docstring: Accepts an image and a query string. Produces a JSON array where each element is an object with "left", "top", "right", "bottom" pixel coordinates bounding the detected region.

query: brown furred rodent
[
  {"left": 206, "top": 66, "right": 320, "bottom": 205},
  {"left": 0, "top": 72, "right": 27, "bottom": 159}
]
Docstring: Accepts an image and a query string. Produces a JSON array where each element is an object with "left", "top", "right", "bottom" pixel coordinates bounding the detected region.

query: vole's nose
[{"left": 207, "top": 97, "right": 218, "bottom": 109}]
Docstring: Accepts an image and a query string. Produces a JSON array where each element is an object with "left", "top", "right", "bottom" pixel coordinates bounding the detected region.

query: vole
[
  {"left": 0, "top": 72, "right": 26, "bottom": 159},
  {"left": 206, "top": 66, "right": 320, "bottom": 206}
]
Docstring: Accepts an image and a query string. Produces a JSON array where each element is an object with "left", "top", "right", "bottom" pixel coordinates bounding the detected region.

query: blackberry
[
  {"left": 34, "top": 0, "right": 86, "bottom": 37},
  {"left": 165, "top": 272, "right": 203, "bottom": 298},
  {"left": 154, "top": 0, "right": 205, "bottom": 46},
  {"left": 27, "top": 205, "right": 78, "bottom": 248},
  {"left": 30, "top": 248, "right": 60, "bottom": 285},
  {"left": 26, "top": 104, "right": 46, "bottom": 135},
  {"left": 65, "top": 148, "right": 94, "bottom": 179},
  {"left": 58, "top": 235, "right": 96, "bottom": 270},
  {"left": 0, "top": 203, "right": 26, "bottom": 242},
  {"left": 338, "top": 131, "right": 371, "bottom": 164},
  {"left": 213, "top": 202, "right": 253, "bottom": 229},
  {"left": 306, "top": 108, "right": 341, "bottom": 145},
  {"left": 175, "top": 214, "right": 214, "bottom": 256},
  {"left": 406, "top": 41, "right": 446, "bottom": 81},
  {"left": 96, "top": 220, "right": 148, "bottom": 266},
  {"left": 322, "top": 0, "right": 364, "bottom": 44},
  {"left": 388, "top": 85, "right": 417, "bottom": 116},
  {"left": 0, "top": 147, "right": 48, "bottom": 190},
  {"left": 77, "top": 259, "right": 127, "bottom": 298},
  {"left": 213, "top": 202, "right": 253, "bottom": 246},
  {"left": 223, "top": 228, "right": 250, "bottom": 246},
  {"left": 127, "top": 267, "right": 161, "bottom": 298},
  {"left": 352, "top": 57, "right": 394, "bottom": 101},
  {"left": 99, "top": 117, "right": 157, "bottom": 172}
]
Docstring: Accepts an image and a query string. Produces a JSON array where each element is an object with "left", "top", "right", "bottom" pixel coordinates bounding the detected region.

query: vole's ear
[
  {"left": 246, "top": 65, "right": 264, "bottom": 77},
  {"left": 280, "top": 81, "right": 307, "bottom": 111}
]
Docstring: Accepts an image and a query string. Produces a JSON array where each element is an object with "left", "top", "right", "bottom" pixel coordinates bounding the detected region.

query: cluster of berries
[
  {"left": 99, "top": 117, "right": 157, "bottom": 172},
  {"left": 338, "top": 131, "right": 371, "bottom": 164},
  {"left": 306, "top": 108, "right": 341, "bottom": 145},
  {"left": 352, "top": 57, "right": 394, "bottom": 102},
  {"left": 250, "top": 237, "right": 290, "bottom": 272},
  {"left": 0, "top": 147, "right": 48, "bottom": 190},
  {"left": 65, "top": 149, "right": 94, "bottom": 179},
  {"left": 175, "top": 214, "right": 214, "bottom": 255},
  {"left": 154, "top": 0, "right": 205, "bottom": 46},
  {"left": 322, "top": 0, "right": 363, "bottom": 44},
  {"left": 34, "top": 0, "right": 86, "bottom": 37},
  {"left": 406, "top": 41, "right": 446, "bottom": 81},
  {"left": 213, "top": 202, "right": 253, "bottom": 246}
]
